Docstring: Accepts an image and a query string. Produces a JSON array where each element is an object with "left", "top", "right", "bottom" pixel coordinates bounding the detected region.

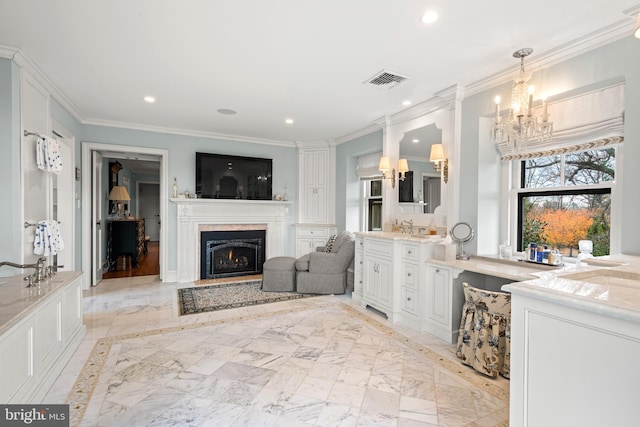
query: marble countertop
[
  {"left": 503, "top": 254, "right": 640, "bottom": 323},
  {"left": 425, "top": 255, "right": 564, "bottom": 281},
  {"left": 0, "top": 271, "right": 82, "bottom": 335}
]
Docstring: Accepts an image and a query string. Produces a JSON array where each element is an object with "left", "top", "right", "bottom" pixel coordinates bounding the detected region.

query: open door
[{"left": 92, "top": 151, "right": 104, "bottom": 285}]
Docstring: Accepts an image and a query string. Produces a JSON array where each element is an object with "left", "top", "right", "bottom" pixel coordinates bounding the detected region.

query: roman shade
[{"left": 499, "top": 82, "right": 625, "bottom": 161}]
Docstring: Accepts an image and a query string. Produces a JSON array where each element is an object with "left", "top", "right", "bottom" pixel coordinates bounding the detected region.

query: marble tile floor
[{"left": 44, "top": 275, "right": 509, "bottom": 426}]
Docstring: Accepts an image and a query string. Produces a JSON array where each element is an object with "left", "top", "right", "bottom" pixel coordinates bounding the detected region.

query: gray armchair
[{"left": 295, "top": 231, "right": 355, "bottom": 294}]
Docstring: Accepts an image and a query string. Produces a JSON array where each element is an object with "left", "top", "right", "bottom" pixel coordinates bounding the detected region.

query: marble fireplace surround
[{"left": 173, "top": 199, "right": 290, "bottom": 283}]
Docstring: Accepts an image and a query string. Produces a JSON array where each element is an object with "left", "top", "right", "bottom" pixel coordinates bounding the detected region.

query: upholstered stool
[
  {"left": 262, "top": 256, "right": 297, "bottom": 292},
  {"left": 456, "top": 282, "right": 511, "bottom": 378}
]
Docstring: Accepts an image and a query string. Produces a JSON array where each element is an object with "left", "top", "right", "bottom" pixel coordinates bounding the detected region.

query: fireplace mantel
[{"left": 172, "top": 199, "right": 292, "bottom": 283}]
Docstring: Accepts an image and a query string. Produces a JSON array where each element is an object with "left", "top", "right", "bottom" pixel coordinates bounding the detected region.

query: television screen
[{"left": 196, "top": 152, "right": 272, "bottom": 200}]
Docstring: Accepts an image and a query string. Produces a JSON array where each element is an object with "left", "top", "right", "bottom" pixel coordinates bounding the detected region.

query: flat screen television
[{"left": 196, "top": 152, "right": 272, "bottom": 200}]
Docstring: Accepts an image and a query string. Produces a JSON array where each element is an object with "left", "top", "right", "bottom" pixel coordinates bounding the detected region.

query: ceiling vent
[{"left": 364, "top": 69, "right": 410, "bottom": 89}]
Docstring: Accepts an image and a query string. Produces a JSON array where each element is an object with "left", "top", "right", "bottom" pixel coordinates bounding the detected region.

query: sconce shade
[
  {"left": 430, "top": 144, "right": 445, "bottom": 162},
  {"left": 378, "top": 156, "right": 391, "bottom": 172},
  {"left": 397, "top": 158, "right": 409, "bottom": 173},
  {"left": 635, "top": 14, "right": 640, "bottom": 39},
  {"left": 108, "top": 185, "right": 131, "bottom": 201}
]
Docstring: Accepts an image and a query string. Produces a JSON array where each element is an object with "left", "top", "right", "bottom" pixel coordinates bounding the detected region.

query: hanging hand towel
[
  {"left": 34, "top": 220, "right": 65, "bottom": 256},
  {"left": 36, "top": 136, "right": 63, "bottom": 174}
]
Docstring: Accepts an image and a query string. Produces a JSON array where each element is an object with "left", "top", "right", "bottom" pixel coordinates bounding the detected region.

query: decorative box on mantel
[{"left": 172, "top": 198, "right": 292, "bottom": 283}]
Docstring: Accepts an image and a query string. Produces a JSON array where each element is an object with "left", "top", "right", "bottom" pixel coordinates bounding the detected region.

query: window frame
[{"left": 508, "top": 145, "right": 621, "bottom": 258}]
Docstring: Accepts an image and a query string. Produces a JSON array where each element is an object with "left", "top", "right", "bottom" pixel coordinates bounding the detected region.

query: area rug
[{"left": 178, "top": 280, "right": 314, "bottom": 315}]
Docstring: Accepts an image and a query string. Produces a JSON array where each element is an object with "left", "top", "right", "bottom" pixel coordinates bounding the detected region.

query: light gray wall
[
  {"left": 0, "top": 59, "right": 22, "bottom": 273},
  {"left": 335, "top": 130, "right": 383, "bottom": 233},
  {"left": 460, "top": 36, "right": 640, "bottom": 255},
  {"left": 80, "top": 125, "right": 299, "bottom": 270}
]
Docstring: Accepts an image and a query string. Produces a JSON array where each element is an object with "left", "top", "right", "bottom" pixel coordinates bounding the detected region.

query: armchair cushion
[{"left": 324, "top": 234, "right": 338, "bottom": 252}]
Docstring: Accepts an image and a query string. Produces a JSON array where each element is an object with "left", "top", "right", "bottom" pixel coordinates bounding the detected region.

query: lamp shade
[
  {"left": 430, "top": 144, "right": 445, "bottom": 162},
  {"left": 108, "top": 185, "right": 131, "bottom": 201},
  {"left": 397, "top": 158, "right": 409, "bottom": 173},
  {"left": 378, "top": 156, "right": 391, "bottom": 172}
]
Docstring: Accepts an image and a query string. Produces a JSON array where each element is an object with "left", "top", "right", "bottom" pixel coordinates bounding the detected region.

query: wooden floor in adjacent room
[{"left": 103, "top": 241, "right": 160, "bottom": 279}]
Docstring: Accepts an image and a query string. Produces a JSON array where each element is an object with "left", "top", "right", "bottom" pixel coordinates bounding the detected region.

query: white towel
[
  {"left": 34, "top": 220, "right": 65, "bottom": 256},
  {"left": 36, "top": 136, "right": 63, "bottom": 174}
]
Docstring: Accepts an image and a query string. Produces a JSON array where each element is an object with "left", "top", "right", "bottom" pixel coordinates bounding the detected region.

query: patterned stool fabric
[{"left": 456, "top": 282, "right": 511, "bottom": 378}]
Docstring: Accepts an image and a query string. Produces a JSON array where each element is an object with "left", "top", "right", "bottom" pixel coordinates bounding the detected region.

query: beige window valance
[{"left": 499, "top": 82, "right": 624, "bottom": 161}]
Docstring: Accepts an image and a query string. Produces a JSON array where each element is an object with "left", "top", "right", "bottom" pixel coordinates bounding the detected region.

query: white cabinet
[
  {"left": 297, "top": 144, "right": 335, "bottom": 224},
  {"left": 293, "top": 224, "right": 336, "bottom": 258},
  {"left": 353, "top": 235, "right": 365, "bottom": 300},
  {"left": 425, "top": 264, "right": 454, "bottom": 343},
  {"left": 357, "top": 234, "right": 435, "bottom": 327},
  {"left": 507, "top": 287, "right": 640, "bottom": 427},
  {"left": 0, "top": 272, "right": 85, "bottom": 403},
  {"left": 361, "top": 238, "right": 395, "bottom": 319}
]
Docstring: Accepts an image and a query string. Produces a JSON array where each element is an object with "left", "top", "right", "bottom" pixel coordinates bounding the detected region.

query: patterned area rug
[{"left": 178, "top": 280, "right": 314, "bottom": 315}]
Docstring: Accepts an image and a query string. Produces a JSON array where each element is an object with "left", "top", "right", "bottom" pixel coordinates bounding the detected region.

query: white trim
[
  {"left": 82, "top": 142, "right": 169, "bottom": 288},
  {"left": 51, "top": 119, "right": 77, "bottom": 271},
  {"left": 82, "top": 117, "right": 297, "bottom": 148}
]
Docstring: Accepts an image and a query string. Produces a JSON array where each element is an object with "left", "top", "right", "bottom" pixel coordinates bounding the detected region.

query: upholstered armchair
[{"left": 295, "top": 231, "right": 355, "bottom": 294}]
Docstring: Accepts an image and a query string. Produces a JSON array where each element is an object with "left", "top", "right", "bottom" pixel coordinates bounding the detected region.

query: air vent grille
[{"left": 365, "top": 70, "right": 410, "bottom": 89}]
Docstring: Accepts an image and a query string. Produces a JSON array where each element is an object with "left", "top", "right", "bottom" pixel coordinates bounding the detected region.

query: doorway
[{"left": 81, "top": 142, "right": 168, "bottom": 289}]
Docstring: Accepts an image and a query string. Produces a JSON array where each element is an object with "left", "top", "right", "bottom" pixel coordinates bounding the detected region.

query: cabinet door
[
  {"left": 377, "top": 258, "right": 393, "bottom": 308},
  {"left": 363, "top": 258, "right": 379, "bottom": 301},
  {"left": 427, "top": 265, "right": 451, "bottom": 328},
  {"left": 0, "top": 319, "right": 34, "bottom": 403},
  {"left": 301, "top": 150, "right": 328, "bottom": 223}
]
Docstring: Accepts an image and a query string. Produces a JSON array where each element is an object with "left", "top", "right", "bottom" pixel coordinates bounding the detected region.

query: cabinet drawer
[
  {"left": 297, "top": 227, "right": 330, "bottom": 238},
  {"left": 402, "top": 262, "right": 418, "bottom": 288},
  {"left": 401, "top": 286, "right": 418, "bottom": 315},
  {"left": 364, "top": 238, "right": 393, "bottom": 256},
  {"left": 402, "top": 243, "right": 419, "bottom": 261}
]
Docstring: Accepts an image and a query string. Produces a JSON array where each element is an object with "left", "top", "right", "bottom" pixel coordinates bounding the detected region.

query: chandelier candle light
[{"left": 493, "top": 48, "right": 552, "bottom": 152}]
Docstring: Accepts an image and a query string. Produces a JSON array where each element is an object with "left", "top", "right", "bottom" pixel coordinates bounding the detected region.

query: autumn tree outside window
[{"left": 517, "top": 148, "right": 615, "bottom": 257}]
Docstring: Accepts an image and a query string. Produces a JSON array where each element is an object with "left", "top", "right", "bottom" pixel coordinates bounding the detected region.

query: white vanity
[
  {"left": 0, "top": 272, "right": 85, "bottom": 403},
  {"left": 504, "top": 256, "right": 640, "bottom": 427}
]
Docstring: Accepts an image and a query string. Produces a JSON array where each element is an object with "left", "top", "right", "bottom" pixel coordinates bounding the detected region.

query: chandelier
[{"left": 493, "top": 48, "right": 552, "bottom": 152}]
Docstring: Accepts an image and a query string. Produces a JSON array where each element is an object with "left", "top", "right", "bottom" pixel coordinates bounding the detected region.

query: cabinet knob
[
  {"left": 435, "top": 268, "right": 440, "bottom": 273},
  {"left": 407, "top": 273, "right": 412, "bottom": 277},
  {"left": 359, "top": 261, "right": 363, "bottom": 264},
  {"left": 407, "top": 297, "right": 412, "bottom": 301},
  {"left": 408, "top": 250, "right": 412, "bottom": 255}
]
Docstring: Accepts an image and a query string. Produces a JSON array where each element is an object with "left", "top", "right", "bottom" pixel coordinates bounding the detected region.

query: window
[
  {"left": 365, "top": 180, "right": 382, "bottom": 231},
  {"left": 516, "top": 148, "right": 615, "bottom": 257}
]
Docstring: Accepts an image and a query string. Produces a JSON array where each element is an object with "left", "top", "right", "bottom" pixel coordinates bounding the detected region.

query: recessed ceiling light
[
  {"left": 412, "top": 139, "right": 420, "bottom": 143},
  {"left": 144, "top": 96, "right": 156, "bottom": 103},
  {"left": 421, "top": 10, "right": 439, "bottom": 24},
  {"left": 285, "top": 118, "right": 294, "bottom": 124},
  {"left": 402, "top": 100, "right": 412, "bottom": 106},
  {"left": 217, "top": 108, "right": 237, "bottom": 115}
]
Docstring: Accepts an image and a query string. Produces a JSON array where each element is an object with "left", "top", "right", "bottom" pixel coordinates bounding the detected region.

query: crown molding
[
  {"left": 0, "top": 45, "right": 19, "bottom": 59},
  {"left": 9, "top": 48, "right": 87, "bottom": 124},
  {"left": 465, "top": 18, "right": 637, "bottom": 98},
  {"left": 295, "top": 140, "right": 335, "bottom": 149},
  {"left": 334, "top": 123, "right": 382, "bottom": 145},
  {"left": 82, "top": 117, "right": 298, "bottom": 148}
]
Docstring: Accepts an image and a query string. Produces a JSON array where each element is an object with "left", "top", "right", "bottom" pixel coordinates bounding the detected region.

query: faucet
[
  {"left": 0, "top": 257, "right": 47, "bottom": 287},
  {"left": 401, "top": 219, "right": 414, "bottom": 234}
]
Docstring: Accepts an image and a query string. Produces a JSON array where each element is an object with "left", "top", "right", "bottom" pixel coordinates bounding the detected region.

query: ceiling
[{"left": 1, "top": 1, "right": 638, "bottom": 145}]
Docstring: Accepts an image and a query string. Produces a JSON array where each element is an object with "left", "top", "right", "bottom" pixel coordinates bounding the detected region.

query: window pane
[
  {"left": 368, "top": 199, "right": 382, "bottom": 231},
  {"left": 564, "top": 148, "right": 615, "bottom": 186},
  {"left": 521, "top": 192, "right": 610, "bottom": 256},
  {"left": 370, "top": 180, "right": 382, "bottom": 197},
  {"left": 522, "top": 156, "right": 561, "bottom": 188}
]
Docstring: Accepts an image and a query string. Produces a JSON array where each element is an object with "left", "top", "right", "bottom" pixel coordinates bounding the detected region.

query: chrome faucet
[{"left": 0, "top": 257, "right": 47, "bottom": 287}]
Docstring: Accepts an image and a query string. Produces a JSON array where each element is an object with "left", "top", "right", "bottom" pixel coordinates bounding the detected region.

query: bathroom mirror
[
  {"left": 398, "top": 124, "right": 442, "bottom": 214},
  {"left": 450, "top": 222, "right": 475, "bottom": 260}
]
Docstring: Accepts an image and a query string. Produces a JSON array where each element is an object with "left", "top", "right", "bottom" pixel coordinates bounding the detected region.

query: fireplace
[{"left": 200, "top": 229, "right": 266, "bottom": 279}]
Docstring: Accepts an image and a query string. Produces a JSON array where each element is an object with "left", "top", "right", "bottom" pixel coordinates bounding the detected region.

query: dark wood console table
[{"left": 108, "top": 218, "right": 145, "bottom": 270}]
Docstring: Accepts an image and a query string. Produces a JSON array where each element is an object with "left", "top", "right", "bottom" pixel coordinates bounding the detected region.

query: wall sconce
[
  {"left": 429, "top": 144, "right": 449, "bottom": 183},
  {"left": 378, "top": 156, "right": 409, "bottom": 188}
]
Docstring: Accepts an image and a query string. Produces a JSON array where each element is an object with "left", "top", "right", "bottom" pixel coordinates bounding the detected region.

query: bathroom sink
[{"left": 561, "top": 269, "right": 640, "bottom": 288}]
